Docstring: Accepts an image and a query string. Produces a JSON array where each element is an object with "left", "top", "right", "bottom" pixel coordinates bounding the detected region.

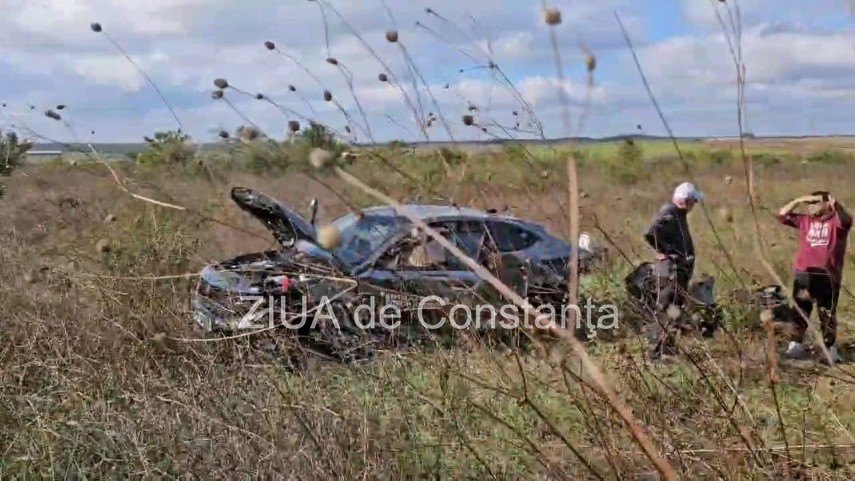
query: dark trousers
[
  {"left": 651, "top": 257, "right": 693, "bottom": 356},
  {"left": 652, "top": 258, "right": 692, "bottom": 311},
  {"left": 790, "top": 268, "right": 840, "bottom": 347}
]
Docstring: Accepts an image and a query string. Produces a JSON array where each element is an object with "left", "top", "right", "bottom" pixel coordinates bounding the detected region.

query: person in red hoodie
[{"left": 777, "top": 191, "right": 852, "bottom": 364}]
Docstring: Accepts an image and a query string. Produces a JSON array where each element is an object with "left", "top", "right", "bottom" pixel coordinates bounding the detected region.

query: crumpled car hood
[
  {"left": 230, "top": 186, "right": 317, "bottom": 248},
  {"left": 200, "top": 240, "right": 337, "bottom": 293}
]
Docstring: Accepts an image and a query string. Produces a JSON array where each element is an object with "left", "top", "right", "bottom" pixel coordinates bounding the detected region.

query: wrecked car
[
  {"left": 191, "top": 187, "right": 607, "bottom": 359},
  {"left": 624, "top": 260, "right": 723, "bottom": 338},
  {"left": 624, "top": 261, "right": 797, "bottom": 340}
]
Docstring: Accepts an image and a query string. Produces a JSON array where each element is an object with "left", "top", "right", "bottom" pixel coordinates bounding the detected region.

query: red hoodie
[{"left": 777, "top": 210, "right": 852, "bottom": 285}]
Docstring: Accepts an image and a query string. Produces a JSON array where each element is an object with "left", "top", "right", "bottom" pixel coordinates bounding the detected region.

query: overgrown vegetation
[
  {"left": 0, "top": 130, "right": 33, "bottom": 196},
  {"left": 3, "top": 145, "right": 855, "bottom": 478},
  {"left": 134, "top": 130, "right": 196, "bottom": 166},
  {"left": 5, "top": 2, "right": 855, "bottom": 479}
]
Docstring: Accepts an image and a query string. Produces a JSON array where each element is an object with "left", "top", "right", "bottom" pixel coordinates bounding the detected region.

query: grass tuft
[{"left": 3, "top": 3, "right": 855, "bottom": 480}]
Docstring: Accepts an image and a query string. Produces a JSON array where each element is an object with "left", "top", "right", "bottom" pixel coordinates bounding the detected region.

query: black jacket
[{"left": 643, "top": 202, "right": 694, "bottom": 262}]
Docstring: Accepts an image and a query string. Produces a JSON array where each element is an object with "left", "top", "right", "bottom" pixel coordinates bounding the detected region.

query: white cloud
[
  {"left": 71, "top": 55, "right": 150, "bottom": 92},
  {"left": 1, "top": 0, "right": 854, "bottom": 142},
  {"left": 634, "top": 23, "right": 855, "bottom": 102},
  {"left": 680, "top": 0, "right": 849, "bottom": 32}
]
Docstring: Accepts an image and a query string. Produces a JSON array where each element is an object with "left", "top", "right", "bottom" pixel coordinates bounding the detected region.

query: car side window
[
  {"left": 448, "top": 220, "right": 489, "bottom": 261},
  {"left": 414, "top": 221, "right": 480, "bottom": 271},
  {"left": 380, "top": 224, "right": 451, "bottom": 271},
  {"left": 382, "top": 220, "right": 495, "bottom": 271},
  {"left": 487, "top": 220, "right": 540, "bottom": 253}
]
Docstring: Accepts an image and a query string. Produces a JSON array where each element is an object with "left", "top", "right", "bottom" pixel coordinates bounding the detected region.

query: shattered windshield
[{"left": 331, "top": 213, "right": 404, "bottom": 267}]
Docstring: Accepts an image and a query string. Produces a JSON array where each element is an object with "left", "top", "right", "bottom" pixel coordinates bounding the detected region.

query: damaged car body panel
[
  {"left": 230, "top": 187, "right": 317, "bottom": 248},
  {"left": 192, "top": 187, "right": 606, "bottom": 341}
]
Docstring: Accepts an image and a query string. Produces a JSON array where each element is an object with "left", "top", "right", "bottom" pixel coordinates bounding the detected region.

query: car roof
[{"left": 358, "top": 204, "right": 525, "bottom": 223}]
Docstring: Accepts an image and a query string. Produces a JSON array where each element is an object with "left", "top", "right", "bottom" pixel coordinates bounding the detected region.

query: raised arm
[
  {"left": 830, "top": 196, "right": 853, "bottom": 230},
  {"left": 777, "top": 194, "right": 818, "bottom": 227}
]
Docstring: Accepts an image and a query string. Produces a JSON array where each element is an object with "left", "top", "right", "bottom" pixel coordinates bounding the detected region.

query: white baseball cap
[{"left": 673, "top": 182, "right": 705, "bottom": 203}]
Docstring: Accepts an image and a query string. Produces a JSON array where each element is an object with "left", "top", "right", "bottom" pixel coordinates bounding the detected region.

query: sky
[{"left": 1, "top": 0, "right": 854, "bottom": 144}]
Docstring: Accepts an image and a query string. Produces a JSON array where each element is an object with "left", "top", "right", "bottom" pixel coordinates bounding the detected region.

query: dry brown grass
[
  {"left": 5, "top": 2, "right": 855, "bottom": 478},
  {"left": 706, "top": 136, "right": 855, "bottom": 154},
  {"left": 2, "top": 148, "right": 855, "bottom": 478}
]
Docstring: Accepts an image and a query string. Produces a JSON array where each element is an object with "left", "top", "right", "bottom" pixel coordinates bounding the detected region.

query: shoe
[
  {"left": 649, "top": 347, "right": 677, "bottom": 364},
  {"left": 650, "top": 340, "right": 679, "bottom": 360},
  {"left": 784, "top": 341, "right": 808, "bottom": 359},
  {"left": 650, "top": 354, "right": 677, "bottom": 365},
  {"left": 819, "top": 345, "right": 842, "bottom": 366}
]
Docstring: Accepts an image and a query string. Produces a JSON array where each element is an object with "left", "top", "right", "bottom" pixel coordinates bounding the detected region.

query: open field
[
  {"left": 5, "top": 1, "right": 855, "bottom": 478},
  {"left": 25, "top": 133, "right": 855, "bottom": 154},
  {"left": 3, "top": 138, "right": 855, "bottom": 479}
]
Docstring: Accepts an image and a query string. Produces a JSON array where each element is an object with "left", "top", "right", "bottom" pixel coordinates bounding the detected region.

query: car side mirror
[{"left": 309, "top": 198, "right": 318, "bottom": 226}]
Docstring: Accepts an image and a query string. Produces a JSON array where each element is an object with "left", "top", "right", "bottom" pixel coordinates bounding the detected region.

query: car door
[
  {"left": 358, "top": 219, "right": 488, "bottom": 315},
  {"left": 483, "top": 219, "right": 544, "bottom": 287}
]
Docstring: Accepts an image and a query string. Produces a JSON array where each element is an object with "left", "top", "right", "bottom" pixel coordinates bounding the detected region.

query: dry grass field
[
  {"left": 2, "top": 137, "right": 855, "bottom": 479},
  {"left": 5, "top": 2, "right": 855, "bottom": 479}
]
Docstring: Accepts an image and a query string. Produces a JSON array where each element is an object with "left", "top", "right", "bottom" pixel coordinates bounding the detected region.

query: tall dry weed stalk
[{"left": 5, "top": 2, "right": 854, "bottom": 479}]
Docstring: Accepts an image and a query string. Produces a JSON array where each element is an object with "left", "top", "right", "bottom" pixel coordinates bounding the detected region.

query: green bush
[
  {"left": 0, "top": 130, "right": 33, "bottom": 197},
  {"left": 806, "top": 149, "right": 853, "bottom": 165},
  {"left": 238, "top": 140, "right": 291, "bottom": 174},
  {"left": 750, "top": 152, "right": 780, "bottom": 168},
  {"left": 602, "top": 138, "right": 646, "bottom": 185},
  {"left": 134, "top": 130, "right": 196, "bottom": 166},
  {"left": 708, "top": 149, "right": 733, "bottom": 167},
  {"left": 291, "top": 121, "right": 346, "bottom": 156},
  {"left": 618, "top": 138, "right": 643, "bottom": 164},
  {"left": 0, "top": 130, "right": 33, "bottom": 176},
  {"left": 500, "top": 143, "right": 528, "bottom": 162}
]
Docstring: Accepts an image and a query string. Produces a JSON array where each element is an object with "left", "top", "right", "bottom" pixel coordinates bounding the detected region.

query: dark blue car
[{"left": 192, "top": 187, "right": 605, "bottom": 348}]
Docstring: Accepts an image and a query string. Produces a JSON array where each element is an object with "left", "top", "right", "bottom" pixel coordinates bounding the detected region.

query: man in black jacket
[{"left": 643, "top": 182, "right": 704, "bottom": 359}]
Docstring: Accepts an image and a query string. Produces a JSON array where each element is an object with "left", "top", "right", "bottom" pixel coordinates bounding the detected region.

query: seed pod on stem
[
  {"left": 323, "top": 90, "right": 332, "bottom": 102},
  {"left": 90, "top": 22, "right": 102, "bottom": 33},
  {"left": 385, "top": 30, "right": 399, "bottom": 43},
  {"left": 544, "top": 7, "right": 562, "bottom": 25},
  {"left": 310, "top": 148, "right": 333, "bottom": 169},
  {"left": 213, "top": 78, "right": 229, "bottom": 89},
  {"left": 238, "top": 126, "right": 259, "bottom": 142},
  {"left": 462, "top": 114, "right": 474, "bottom": 126},
  {"left": 317, "top": 224, "right": 342, "bottom": 249},
  {"left": 326, "top": 57, "right": 338, "bottom": 66},
  {"left": 288, "top": 120, "right": 300, "bottom": 132},
  {"left": 211, "top": 90, "right": 224, "bottom": 100},
  {"left": 264, "top": 41, "right": 275, "bottom": 50},
  {"left": 586, "top": 54, "right": 597, "bottom": 73},
  {"left": 378, "top": 73, "right": 388, "bottom": 82}
]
